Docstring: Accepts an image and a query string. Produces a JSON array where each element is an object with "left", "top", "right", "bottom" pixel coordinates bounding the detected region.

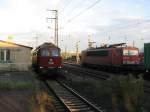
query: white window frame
[{"left": 0, "top": 49, "right": 10, "bottom": 62}]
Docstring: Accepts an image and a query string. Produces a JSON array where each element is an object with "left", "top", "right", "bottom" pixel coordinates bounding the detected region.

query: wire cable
[
  {"left": 67, "top": 0, "right": 101, "bottom": 23},
  {"left": 59, "top": 0, "right": 73, "bottom": 15},
  {"left": 99, "top": 19, "right": 150, "bottom": 34}
]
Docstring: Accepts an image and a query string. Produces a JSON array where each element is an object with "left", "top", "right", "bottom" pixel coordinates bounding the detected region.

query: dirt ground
[
  {"left": 0, "top": 91, "right": 30, "bottom": 112},
  {"left": 0, "top": 71, "right": 39, "bottom": 112},
  {"left": 0, "top": 71, "right": 58, "bottom": 112}
]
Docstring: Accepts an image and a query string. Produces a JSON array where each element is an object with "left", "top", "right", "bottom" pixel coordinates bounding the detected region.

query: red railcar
[
  {"left": 81, "top": 43, "right": 140, "bottom": 70},
  {"left": 32, "top": 42, "right": 62, "bottom": 75}
]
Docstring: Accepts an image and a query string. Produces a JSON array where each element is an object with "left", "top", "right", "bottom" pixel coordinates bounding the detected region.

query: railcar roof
[
  {"left": 83, "top": 46, "right": 138, "bottom": 52},
  {"left": 33, "top": 42, "right": 60, "bottom": 52}
]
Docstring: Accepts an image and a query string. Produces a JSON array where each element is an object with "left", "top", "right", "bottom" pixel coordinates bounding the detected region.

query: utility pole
[
  {"left": 133, "top": 40, "right": 135, "bottom": 47},
  {"left": 124, "top": 35, "right": 127, "bottom": 44},
  {"left": 108, "top": 35, "right": 111, "bottom": 45},
  {"left": 65, "top": 45, "right": 67, "bottom": 59},
  {"left": 75, "top": 41, "right": 80, "bottom": 64},
  {"left": 88, "top": 35, "right": 95, "bottom": 48},
  {"left": 47, "top": 10, "right": 58, "bottom": 46}
]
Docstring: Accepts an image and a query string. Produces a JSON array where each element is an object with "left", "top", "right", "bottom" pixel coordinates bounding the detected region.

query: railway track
[
  {"left": 63, "top": 63, "right": 111, "bottom": 80},
  {"left": 63, "top": 62, "right": 145, "bottom": 75},
  {"left": 63, "top": 63, "right": 150, "bottom": 94},
  {"left": 44, "top": 80, "right": 104, "bottom": 112}
]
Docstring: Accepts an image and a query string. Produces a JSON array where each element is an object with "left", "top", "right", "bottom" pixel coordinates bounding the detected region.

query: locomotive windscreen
[
  {"left": 40, "top": 49, "right": 60, "bottom": 56},
  {"left": 123, "top": 50, "right": 138, "bottom": 56},
  {"left": 51, "top": 49, "right": 60, "bottom": 56}
]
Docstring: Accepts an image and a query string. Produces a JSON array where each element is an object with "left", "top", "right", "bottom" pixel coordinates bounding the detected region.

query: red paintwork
[
  {"left": 81, "top": 47, "right": 139, "bottom": 67},
  {"left": 32, "top": 43, "right": 62, "bottom": 71},
  {"left": 123, "top": 56, "right": 139, "bottom": 62},
  {"left": 37, "top": 56, "right": 62, "bottom": 68},
  {"left": 122, "top": 48, "right": 140, "bottom": 65}
]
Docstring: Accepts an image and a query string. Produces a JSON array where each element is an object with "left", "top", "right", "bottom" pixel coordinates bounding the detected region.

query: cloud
[
  {"left": 0, "top": 0, "right": 150, "bottom": 50},
  {"left": 0, "top": 0, "right": 52, "bottom": 33}
]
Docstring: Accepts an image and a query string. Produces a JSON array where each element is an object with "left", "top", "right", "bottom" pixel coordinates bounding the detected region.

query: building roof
[{"left": 0, "top": 40, "right": 33, "bottom": 49}]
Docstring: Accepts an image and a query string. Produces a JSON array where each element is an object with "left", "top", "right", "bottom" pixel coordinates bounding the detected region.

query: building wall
[{"left": 0, "top": 47, "right": 32, "bottom": 71}]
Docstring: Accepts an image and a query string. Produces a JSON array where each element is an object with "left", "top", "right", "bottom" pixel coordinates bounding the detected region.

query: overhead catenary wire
[
  {"left": 57, "top": 0, "right": 149, "bottom": 42},
  {"left": 54, "top": 0, "right": 62, "bottom": 10},
  {"left": 64, "top": 0, "right": 85, "bottom": 16},
  {"left": 59, "top": 0, "right": 101, "bottom": 29},
  {"left": 67, "top": 0, "right": 101, "bottom": 23},
  {"left": 99, "top": 18, "right": 150, "bottom": 34},
  {"left": 59, "top": 0, "right": 73, "bottom": 15}
]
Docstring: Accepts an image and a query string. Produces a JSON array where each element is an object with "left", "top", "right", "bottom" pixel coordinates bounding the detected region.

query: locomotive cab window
[
  {"left": 128, "top": 50, "right": 138, "bottom": 56},
  {"left": 40, "top": 49, "right": 60, "bottom": 56},
  {"left": 40, "top": 49, "right": 50, "bottom": 56},
  {"left": 123, "top": 49, "right": 138, "bottom": 56},
  {"left": 123, "top": 50, "right": 128, "bottom": 56},
  {"left": 51, "top": 49, "right": 60, "bottom": 56}
]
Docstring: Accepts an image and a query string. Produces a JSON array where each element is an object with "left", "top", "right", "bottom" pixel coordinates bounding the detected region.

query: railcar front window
[
  {"left": 51, "top": 50, "right": 60, "bottom": 56},
  {"left": 123, "top": 50, "right": 128, "bottom": 56},
  {"left": 41, "top": 50, "right": 50, "bottom": 56},
  {"left": 123, "top": 50, "right": 138, "bottom": 56},
  {"left": 128, "top": 50, "right": 138, "bottom": 55}
]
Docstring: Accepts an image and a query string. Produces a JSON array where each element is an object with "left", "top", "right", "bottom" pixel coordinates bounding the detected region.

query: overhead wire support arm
[{"left": 47, "top": 17, "right": 56, "bottom": 19}]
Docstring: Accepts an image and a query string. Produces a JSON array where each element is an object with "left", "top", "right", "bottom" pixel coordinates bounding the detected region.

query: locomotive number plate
[{"left": 48, "top": 61, "right": 54, "bottom": 64}]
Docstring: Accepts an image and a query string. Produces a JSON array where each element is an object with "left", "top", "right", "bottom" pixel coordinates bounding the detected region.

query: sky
[{"left": 0, "top": 0, "right": 150, "bottom": 52}]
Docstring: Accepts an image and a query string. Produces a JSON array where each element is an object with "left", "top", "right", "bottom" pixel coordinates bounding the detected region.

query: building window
[{"left": 0, "top": 50, "right": 10, "bottom": 62}]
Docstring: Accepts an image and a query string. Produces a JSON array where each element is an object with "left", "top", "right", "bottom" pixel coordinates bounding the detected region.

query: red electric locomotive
[
  {"left": 32, "top": 42, "right": 62, "bottom": 75},
  {"left": 81, "top": 43, "right": 140, "bottom": 71}
]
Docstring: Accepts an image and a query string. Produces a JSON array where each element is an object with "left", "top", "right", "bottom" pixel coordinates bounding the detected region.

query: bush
[{"left": 109, "top": 74, "right": 144, "bottom": 112}]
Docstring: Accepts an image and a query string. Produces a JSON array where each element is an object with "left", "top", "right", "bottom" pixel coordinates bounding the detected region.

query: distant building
[{"left": 0, "top": 40, "right": 32, "bottom": 71}]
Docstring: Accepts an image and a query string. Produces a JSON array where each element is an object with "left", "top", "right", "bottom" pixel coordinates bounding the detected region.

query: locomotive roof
[
  {"left": 38, "top": 42, "right": 58, "bottom": 48},
  {"left": 34, "top": 42, "right": 60, "bottom": 51},
  {"left": 83, "top": 43, "right": 139, "bottom": 51},
  {"left": 83, "top": 46, "right": 138, "bottom": 52}
]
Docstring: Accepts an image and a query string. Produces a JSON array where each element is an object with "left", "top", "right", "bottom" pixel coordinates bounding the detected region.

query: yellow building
[{"left": 0, "top": 40, "right": 32, "bottom": 71}]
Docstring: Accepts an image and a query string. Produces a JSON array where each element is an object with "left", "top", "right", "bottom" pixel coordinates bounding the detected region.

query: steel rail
[
  {"left": 57, "top": 80, "right": 103, "bottom": 112},
  {"left": 63, "top": 64, "right": 110, "bottom": 80},
  {"left": 45, "top": 80, "right": 104, "bottom": 112},
  {"left": 44, "top": 81, "right": 71, "bottom": 112}
]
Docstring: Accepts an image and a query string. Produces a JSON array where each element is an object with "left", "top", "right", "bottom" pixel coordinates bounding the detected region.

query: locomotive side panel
[
  {"left": 111, "top": 48, "right": 123, "bottom": 66},
  {"left": 81, "top": 46, "right": 140, "bottom": 71},
  {"left": 82, "top": 49, "right": 112, "bottom": 66}
]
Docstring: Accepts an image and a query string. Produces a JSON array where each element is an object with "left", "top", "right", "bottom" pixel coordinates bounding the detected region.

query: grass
[
  {"left": 69, "top": 79, "right": 112, "bottom": 110},
  {"left": 0, "top": 79, "right": 37, "bottom": 91},
  {"left": 28, "top": 89, "right": 57, "bottom": 112},
  {"left": 68, "top": 74, "right": 144, "bottom": 112},
  {"left": 0, "top": 72, "right": 55, "bottom": 112},
  {"left": 109, "top": 74, "right": 144, "bottom": 112}
]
